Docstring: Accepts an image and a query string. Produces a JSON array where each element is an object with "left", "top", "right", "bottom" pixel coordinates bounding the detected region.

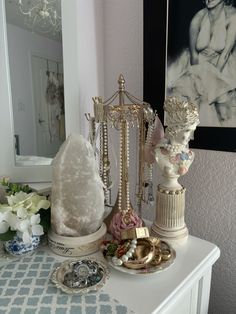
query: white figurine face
[
  {"left": 174, "top": 124, "right": 197, "bottom": 146},
  {"left": 205, "top": 0, "right": 224, "bottom": 9}
]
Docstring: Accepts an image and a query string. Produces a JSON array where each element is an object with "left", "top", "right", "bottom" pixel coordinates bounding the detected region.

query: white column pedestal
[{"left": 151, "top": 185, "right": 188, "bottom": 244}]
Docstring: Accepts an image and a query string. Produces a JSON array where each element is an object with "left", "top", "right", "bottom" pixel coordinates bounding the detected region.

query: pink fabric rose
[{"left": 109, "top": 210, "right": 143, "bottom": 240}]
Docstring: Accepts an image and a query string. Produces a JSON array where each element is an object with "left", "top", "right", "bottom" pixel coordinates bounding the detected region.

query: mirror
[
  {"left": 0, "top": 0, "right": 81, "bottom": 182},
  {"left": 0, "top": 0, "right": 107, "bottom": 182},
  {"left": 5, "top": 0, "right": 64, "bottom": 166}
]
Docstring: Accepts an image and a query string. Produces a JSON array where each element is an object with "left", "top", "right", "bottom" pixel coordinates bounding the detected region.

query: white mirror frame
[{"left": 0, "top": 0, "right": 81, "bottom": 182}]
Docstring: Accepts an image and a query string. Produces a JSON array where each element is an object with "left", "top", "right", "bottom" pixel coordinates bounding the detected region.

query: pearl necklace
[
  {"left": 111, "top": 239, "right": 137, "bottom": 266},
  {"left": 163, "top": 143, "right": 185, "bottom": 154}
]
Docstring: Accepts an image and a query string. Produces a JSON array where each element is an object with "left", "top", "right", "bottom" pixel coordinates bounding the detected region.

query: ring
[
  {"left": 161, "top": 249, "right": 171, "bottom": 261},
  {"left": 120, "top": 227, "right": 149, "bottom": 240}
]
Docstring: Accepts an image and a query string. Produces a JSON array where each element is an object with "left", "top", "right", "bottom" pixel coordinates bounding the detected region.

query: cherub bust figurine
[
  {"left": 155, "top": 97, "right": 200, "bottom": 190},
  {"left": 151, "top": 97, "right": 199, "bottom": 243}
]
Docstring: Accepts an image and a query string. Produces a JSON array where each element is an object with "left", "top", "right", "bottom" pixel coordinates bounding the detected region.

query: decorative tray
[
  {"left": 51, "top": 258, "right": 110, "bottom": 294},
  {"left": 102, "top": 238, "right": 176, "bottom": 275}
]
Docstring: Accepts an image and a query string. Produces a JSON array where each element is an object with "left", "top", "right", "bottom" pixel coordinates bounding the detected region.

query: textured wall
[
  {"left": 102, "top": 1, "right": 236, "bottom": 312},
  {"left": 144, "top": 149, "right": 236, "bottom": 314},
  {"left": 183, "top": 149, "right": 236, "bottom": 314}
]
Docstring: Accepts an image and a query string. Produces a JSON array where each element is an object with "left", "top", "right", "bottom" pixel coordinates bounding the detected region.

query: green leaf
[
  {"left": 39, "top": 207, "right": 51, "bottom": 233},
  {"left": 0, "top": 230, "right": 16, "bottom": 241},
  {"left": 0, "top": 180, "right": 32, "bottom": 195}
]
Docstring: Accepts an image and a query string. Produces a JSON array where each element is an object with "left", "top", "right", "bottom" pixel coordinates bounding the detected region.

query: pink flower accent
[
  {"left": 175, "top": 153, "right": 181, "bottom": 161},
  {"left": 178, "top": 166, "right": 188, "bottom": 175},
  {"left": 169, "top": 154, "right": 181, "bottom": 164},
  {"left": 169, "top": 156, "right": 176, "bottom": 164},
  {"left": 109, "top": 210, "right": 143, "bottom": 240}
]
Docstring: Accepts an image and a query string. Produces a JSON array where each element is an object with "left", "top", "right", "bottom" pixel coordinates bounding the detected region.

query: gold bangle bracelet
[
  {"left": 120, "top": 227, "right": 150, "bottom": 240},
  {"left": 123, "top": 238, "right": 155, "bottom": 270}
]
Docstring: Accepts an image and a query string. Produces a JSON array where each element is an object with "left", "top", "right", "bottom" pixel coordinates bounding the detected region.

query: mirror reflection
[{"left": 5, "top": 0, "right": 65, "bottom": 166}]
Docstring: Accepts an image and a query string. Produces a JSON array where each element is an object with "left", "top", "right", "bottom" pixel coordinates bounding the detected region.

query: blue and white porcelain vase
[{"left": 4, "top": 235, "right": 40, "bottom": 256}]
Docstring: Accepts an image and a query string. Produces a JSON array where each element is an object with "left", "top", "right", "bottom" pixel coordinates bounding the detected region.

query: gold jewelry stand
[{"left": 89, "top": 75, "right": 154, "bottom": 237}]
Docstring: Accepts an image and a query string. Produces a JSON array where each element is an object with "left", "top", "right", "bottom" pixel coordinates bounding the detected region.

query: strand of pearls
[
  {"left": 126, "top": 122, "right": 130, "bottom": 211},
  {"left": 102, "top": 122, "right": 110, "bottom": 205},
  {"left": 147, "top": 165, "right": 154, "bottom": 206},
  {"left": 163, "top": 143, "right": 185, "bottom": 154},
  {"left": 99, "top": 125, "right": 103, "bottom": 178},
  {"left": 112, "top": 239, "right": 137, "bottom": 266},
  {"left": 118, "top": 124, "right": 123, "bottom": 212}
]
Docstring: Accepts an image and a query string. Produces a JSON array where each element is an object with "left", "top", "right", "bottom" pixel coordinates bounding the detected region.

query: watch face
[{"left": 74, "top": 264, "right": 90, "bottom": 278}]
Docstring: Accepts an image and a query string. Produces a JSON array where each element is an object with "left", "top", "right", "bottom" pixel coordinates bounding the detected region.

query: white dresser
[
  {"left": 105, "top": 235, "right": 220, "bottom": 314},
  {"left": 0, "top": 235, "right": 219, "bottom": 314}
]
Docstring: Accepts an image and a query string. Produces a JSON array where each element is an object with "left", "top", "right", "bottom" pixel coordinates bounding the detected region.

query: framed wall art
[{"left": 144, "top": 0, "right": 236, "bottom": 152}]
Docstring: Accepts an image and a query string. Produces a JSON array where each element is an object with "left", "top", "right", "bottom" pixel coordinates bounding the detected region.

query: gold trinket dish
[{"left": 102, "top": 237, "right": 176, "bottom": 275}]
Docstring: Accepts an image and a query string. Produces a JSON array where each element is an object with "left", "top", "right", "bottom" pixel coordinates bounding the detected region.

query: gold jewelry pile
[{"left": 102, "top": 227, "right": 173, "bottom": 271}]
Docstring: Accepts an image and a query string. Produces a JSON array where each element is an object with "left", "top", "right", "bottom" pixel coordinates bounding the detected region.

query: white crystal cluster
[{"left": 51, "top": 134, "right": 105, "bottom": 237}]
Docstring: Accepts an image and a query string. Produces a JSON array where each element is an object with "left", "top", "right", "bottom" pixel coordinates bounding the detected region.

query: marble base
[{"left": 48, "top": 223, "right": 107, "bottom": 257}]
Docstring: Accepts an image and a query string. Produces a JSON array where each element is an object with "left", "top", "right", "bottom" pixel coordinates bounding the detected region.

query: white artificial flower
[
  {"left": 7, "top": 191, "right": 33, "bottom": 207},
  {"left": 7, "top": 192, "right": 50, "bottom": 215},
  {"left": 0, "top": 221, "right": 9, "bottom": 233},
  {"left": 17, "top": 219, "right": 31, "bottom": 243},
  {"left": 4, "top": 211, "right": 18, "bottom": 230},
  {"left": 16, "top": 214, "right": 44, "bottom": 243},
  {"left": 27, "top": 195, "right": 50, "bottom": 214},
  {"left": 0, "top": 204, "right": 12, "bottom": 212},
  {"left": 30, "top": 214, "right": 44, "bottom": 236},
  {"left": 0, "top": 208, "right": 18, "bottom": 232},
  {"left": 31, "top": 224, "right": 44, "bottom": 236},
  {"left": 1, "top": 189, "right": 50, "bottom": 242},
  {"left": 30, "top": 214, "right": 40, "bottom": 225},
  {"left": 16, "top": 207, "right": 28, "bottom": 219},
  {"left": 18, "top": 219, "right": 30, "bottom": 232},
  {"left": 22, "top": 230, "right": 31, "bottom": 244}
]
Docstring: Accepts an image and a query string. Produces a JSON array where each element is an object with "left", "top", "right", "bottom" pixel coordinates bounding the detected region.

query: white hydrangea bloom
[
  {"left": 17, "top": 214, "right": 44, "bottom": 243},
  {"left": 0, "top": 190, "right": 50, "bottom": 243},
  {"left": 0, "top": 206, "right": 18, "bottom": 232}
]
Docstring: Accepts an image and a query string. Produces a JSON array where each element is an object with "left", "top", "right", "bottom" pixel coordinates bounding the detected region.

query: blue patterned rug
[{"left": 0, "top": 250, "right": 134, "bottom": 314}]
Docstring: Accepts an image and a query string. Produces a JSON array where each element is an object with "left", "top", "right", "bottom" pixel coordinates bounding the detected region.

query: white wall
[
  {"left": 63, "top": 0, "right": 104, "bottom": 139},
  {"left": 103, "top": 2, "right": 236, "bottom": 314},
  {"left": 7, "top": 23, "right": 62, "bottom": 155},
  {"left": 78, "top": 0, "right": 105, "bottom": 137},
  {"left": 103, "top": 0, "right": 143, "bottom": 208},
  {"left": 103, "top": 0, "right": 143, "bottom": 99}
]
